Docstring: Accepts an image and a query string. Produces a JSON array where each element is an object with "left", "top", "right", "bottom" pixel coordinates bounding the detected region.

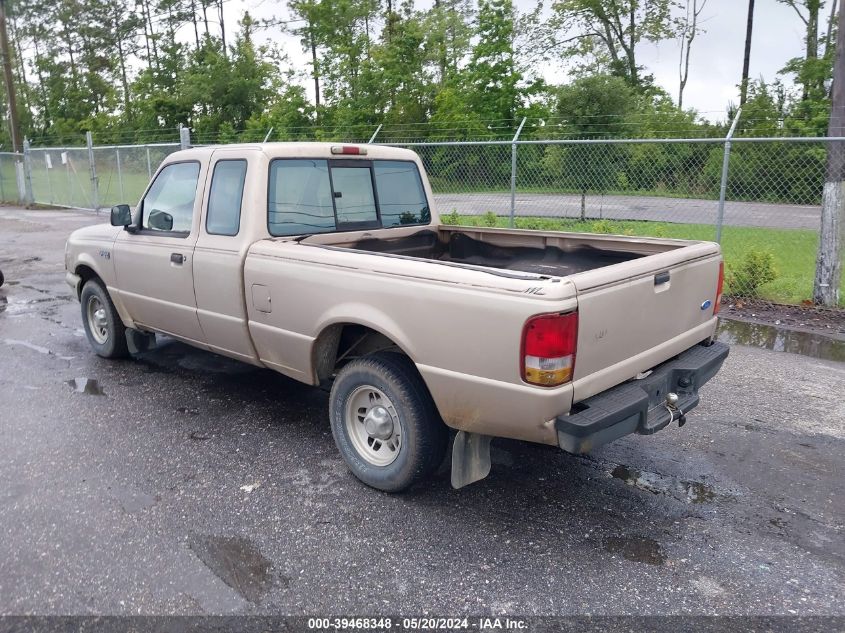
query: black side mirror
[
  {"left": 110, "top": 204, "right": 132, "bottom": 227},
  {"left": 147, "top": 210, "right": 173, "bottom": 231}
]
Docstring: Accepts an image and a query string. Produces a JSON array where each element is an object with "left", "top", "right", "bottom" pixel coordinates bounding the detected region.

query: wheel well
[
  {"left": 74, "top": 265, "right": 100, "bottom": 297},
  {"left": 312, "top": 323, "right": 404, "bottom": 382}
]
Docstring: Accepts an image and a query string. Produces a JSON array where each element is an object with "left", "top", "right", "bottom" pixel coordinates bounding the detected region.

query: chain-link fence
[
  {"left": 394, "top": 137, "right": 843, "bottom": 308},
  {"left": 3, "top": 126, "right": 843, "bottom": 310}
]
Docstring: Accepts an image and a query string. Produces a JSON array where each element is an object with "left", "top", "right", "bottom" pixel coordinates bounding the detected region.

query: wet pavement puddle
[
  {"left": 610, "top": 464, "right": 728, "bottom": 504},
  {"left": 110, "top": 487, "right": 159, "bottom": 514},
  {"left": 603, "top": 536, "right": 666, "bottom": 565},
  {"left": 66, "top": 377, "right": 105, "bottom": 396},
  {"left": 717, "top": 319, "right": 845, "bottom": 363},
  {"left": 189, "top": 535, "right": 273, "bottom": 603}
]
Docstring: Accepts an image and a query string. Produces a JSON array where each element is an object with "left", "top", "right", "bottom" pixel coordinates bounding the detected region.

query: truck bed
[{"left": 312, "top": 226, "right": 683, "bottom": 278}]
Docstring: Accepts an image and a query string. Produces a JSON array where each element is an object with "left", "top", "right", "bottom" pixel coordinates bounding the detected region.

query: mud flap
[
  {"left": 450, "top": 431, "right": 492, "bottom": 489},
  {"left": 126, "top": 329, "right": 155, "bottom": 354}
]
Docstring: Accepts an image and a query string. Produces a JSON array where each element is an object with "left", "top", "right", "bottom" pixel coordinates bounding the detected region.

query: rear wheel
[
  {"left": 329, "top": 352, "right": 448, "bottom": 492},
  {"left": 80, "top": 279, "right": 129, "bottom": 359}
]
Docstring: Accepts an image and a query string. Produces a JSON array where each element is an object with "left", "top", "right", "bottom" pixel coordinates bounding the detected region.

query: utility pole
[
  {"left": 814, "top": 2, "right": 845, "bottom": 306},
  {"left": 740, "top": 0, "right": 755, "bottom": 106},
  {"left": 0, "top": 0, "right": 22, "bottom": 153}
]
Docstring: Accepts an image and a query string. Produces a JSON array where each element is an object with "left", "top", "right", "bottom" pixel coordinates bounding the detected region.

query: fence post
[
  {"left": 86, "top": 131, "right": 99, "bottom": 212},
  {"left": 145, "top": 145, "right": 152, "bottom": 179},
  {"left": 368, "top": 124, "right": 382, "bottom": 144},
  {"left": 116, "top": 147, "right": 124, "bottom": 202},
  {"left": 21, "top": 138, "right": 33, "bottom": 206},
  {"left": 179, "top": 124, "right": 191, "bottom": 150},
  {"left": 716, "top": 108, "right": 742, "bottom": 243},
  {"left": 510, "top": 117, "right": 527, "bottom": 228}
]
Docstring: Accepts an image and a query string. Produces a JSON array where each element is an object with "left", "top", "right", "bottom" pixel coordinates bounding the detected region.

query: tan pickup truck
[{"left": 65, "top": 143, "right": 728, "bottom": 491}]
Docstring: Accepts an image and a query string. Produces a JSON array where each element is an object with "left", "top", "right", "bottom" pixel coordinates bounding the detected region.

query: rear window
[{"left": 268, "top": 159, "right": 430, "bottom": 236}]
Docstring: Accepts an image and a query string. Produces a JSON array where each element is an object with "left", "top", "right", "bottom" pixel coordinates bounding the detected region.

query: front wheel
[
  {"left": 80, "top": 279, "right": 129, "bottom": 359},
  {"left": 329, "top": 352, "right": 448, "bottom": 492}
]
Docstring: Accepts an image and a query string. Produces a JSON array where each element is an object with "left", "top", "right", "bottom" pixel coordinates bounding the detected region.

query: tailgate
[{"left": 571, "top": 242, "right": 721, "bottom": 402}]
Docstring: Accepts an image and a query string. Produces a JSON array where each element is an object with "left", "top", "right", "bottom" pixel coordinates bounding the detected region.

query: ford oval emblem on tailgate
[{"left": 700, "top": 299, "right": 712, "bottom": 310}]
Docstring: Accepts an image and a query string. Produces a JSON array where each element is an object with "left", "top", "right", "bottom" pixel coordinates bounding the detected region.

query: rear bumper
[{"left": 555, "top": 341, "right": 729, "bottom": 453}]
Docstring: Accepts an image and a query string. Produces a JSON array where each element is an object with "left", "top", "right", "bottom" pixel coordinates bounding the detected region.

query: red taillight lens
[
  {"left": 714, "top": 260, "right": 724, "bottom": 315},
  {"left": 521, "top": 312, "right": 578, "bottom": 387}
]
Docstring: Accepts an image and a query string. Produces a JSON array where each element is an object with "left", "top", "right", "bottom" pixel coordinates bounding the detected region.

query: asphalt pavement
[
  {"left": 434, "top": 192, "right": 822, "bottom": 230},
  {"left": 0, "top": 207, "right": 843, "bottom": 616}
]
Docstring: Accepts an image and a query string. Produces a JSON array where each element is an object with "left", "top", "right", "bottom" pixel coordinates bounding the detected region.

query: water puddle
[
  {"left": 66, "top": 377, "right": 105, "bottom": 396},
  {"left": 717, "top": 319, "right": 845, "bottom": 363},
  {"left": 603, "top": 536, "right": 666, "bottom": 565},
  {"left": 189, "top": 535, "right": 273, "bottom": 603},
  {"left": 111, "top": 487, "right": 159, "bottom": 514},
  {"left": 611, "top": 464, "right": 726, "bottom": 504},
  {"left": 177, "top": 352, "right": 254, "bottom": 375}
]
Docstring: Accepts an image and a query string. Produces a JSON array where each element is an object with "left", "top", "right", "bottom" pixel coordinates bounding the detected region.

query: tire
[
  {"left": 329, "top": 352, "right": 448, "bottom": 492},
  {"left": 0, "top": 269, "right": 4, "bottom": 287},
  {"left": 80, "top": 279, "right": 129, "bottom": 359}
]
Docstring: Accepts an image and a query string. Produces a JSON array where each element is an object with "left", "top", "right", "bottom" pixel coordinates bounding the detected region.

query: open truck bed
[{"left": 304, "top": 225, "right": 689, "bottom": 278}]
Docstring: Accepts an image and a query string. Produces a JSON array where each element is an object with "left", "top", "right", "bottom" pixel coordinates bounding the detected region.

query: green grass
[{"left": 443, "top": 214, "right": 845, "bottom": 308}]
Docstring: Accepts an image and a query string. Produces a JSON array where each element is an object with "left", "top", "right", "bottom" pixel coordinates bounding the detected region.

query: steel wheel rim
[
  {"left": 344, "top": 385, "right": 401, "bottom": 467},
  {"left": 86, "top": 295, "right": 109, "bottom": 345}
]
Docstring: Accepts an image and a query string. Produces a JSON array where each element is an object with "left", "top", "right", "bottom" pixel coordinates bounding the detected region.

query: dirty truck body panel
[{"left": 65, "top": 142, "right": 727, "bottom": 484}]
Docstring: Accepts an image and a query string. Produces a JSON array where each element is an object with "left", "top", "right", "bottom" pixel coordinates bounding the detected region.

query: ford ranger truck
[{"left": 65, "top": 143, "right": 729, "bottom": 492}]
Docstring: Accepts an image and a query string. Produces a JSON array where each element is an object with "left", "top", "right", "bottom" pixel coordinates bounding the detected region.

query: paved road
[
  {"left": 0, "top": 208, "right": 843, "bottom": 616},
  {"left": 433, "top": 193, "right": 822, "bottom": 230}
]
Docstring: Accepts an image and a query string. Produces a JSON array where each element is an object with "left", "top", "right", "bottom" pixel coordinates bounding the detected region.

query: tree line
[{"left": 0, "top": 0, "right": 838, "bottom": 149}]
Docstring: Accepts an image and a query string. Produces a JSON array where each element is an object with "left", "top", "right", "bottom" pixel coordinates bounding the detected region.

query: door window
[
  {"left": 141, "top": 162, "right": 200, "bottom": 234},
  {"left": 374, "top": 161, "right": 430, "bottom": 227},
  {"left": 331, "top": 167, "right": 378, "bottom": 225},
  {"left": 206, "top": 160, "right": 247, "bottom": 236},
  {"left": 268, "top": 159, "right": 335, "bottom": 235}
]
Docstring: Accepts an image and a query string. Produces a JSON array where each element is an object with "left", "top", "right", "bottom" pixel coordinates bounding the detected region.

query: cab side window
[
  {"left": 141, "top": 162, "right": 200, "bottom": 234},
  {"left": 206, "top": 160, "right": 247, "bottom": 236}
]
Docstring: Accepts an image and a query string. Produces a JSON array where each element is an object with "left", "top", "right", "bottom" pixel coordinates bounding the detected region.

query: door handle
[{"left": 170, "top": 253, "right": 185, "bottom": 265}]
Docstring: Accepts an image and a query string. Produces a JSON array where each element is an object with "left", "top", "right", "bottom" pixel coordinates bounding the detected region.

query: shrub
[
  {"left": 442, "top": 209, "right": 460, "bottom": 225},
  {"left": 482, "top": 211, "right": 498, "bottom": 227},
  {"left": 727, "top": 249, "right": 778, "bottom": 297},
  {"left": 590, "top": 219, "right": 617, "bottom": 234}
]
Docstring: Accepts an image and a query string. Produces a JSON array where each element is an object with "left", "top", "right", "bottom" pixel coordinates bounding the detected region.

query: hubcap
[
  {"left": 86, "top": 296, "right": 109, "bottom": 345},
  {"left": 345, "top": 386, "right": 401, "bottom": 466}
]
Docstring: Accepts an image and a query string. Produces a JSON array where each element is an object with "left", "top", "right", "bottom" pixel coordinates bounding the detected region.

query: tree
[
  {"left": 814, "top": 0, "right": 844, "bottom": 305},
  {"left": 777, "top": 0, "right": 825, "bottom": 101},
  {"left": 552, "top": 74, "right": 637, "bottom": 218},
  {"left": 423, "top": 0, "right": 473, "bottom": 86},
  {"left": 549, "top": 0, "right": 678, "bottom": 87},
  {"left": 676, "top": 0, "right": 707, "bottom": 110},
  {"left": 740, "top": 0, "right": 754, "bottom": 106},
  {"left": 466, "top": 0, "right": 522, "bottom": 122}
]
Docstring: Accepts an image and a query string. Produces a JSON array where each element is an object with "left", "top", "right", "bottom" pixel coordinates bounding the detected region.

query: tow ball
[{"left": 665, "top": 392, "right": 687, "bottom": 427}]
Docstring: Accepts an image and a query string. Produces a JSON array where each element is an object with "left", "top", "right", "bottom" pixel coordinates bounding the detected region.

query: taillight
[
  {"left": 521, "top": 312, "right": 578, "bottom": 387},
  {"left": 714, "top": 260, "right": 724, "bottom": 315},
  {"left": 330, "top": 145, "right": 367, "bottom": 155}
]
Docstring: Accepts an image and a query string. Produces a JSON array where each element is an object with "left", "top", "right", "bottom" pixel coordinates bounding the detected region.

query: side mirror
[
  {"left": 147, "top": 210, "right": 173, "bottom": 231},
  {"left": 110, "top": 204, "right": 132, "bottom": 227}
]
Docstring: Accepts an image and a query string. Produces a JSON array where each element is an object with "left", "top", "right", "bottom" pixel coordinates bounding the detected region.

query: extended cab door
[
  {"left": 113, "top": 160, "right": 207, "bottom": 346},
  {"left": 193, "top": 150, "right": 261, "bottom": 364}
]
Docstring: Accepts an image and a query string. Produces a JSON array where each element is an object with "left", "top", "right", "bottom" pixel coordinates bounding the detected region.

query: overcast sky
[{"left": 222, "top": 0, "right": 822, "bottom": 123}]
